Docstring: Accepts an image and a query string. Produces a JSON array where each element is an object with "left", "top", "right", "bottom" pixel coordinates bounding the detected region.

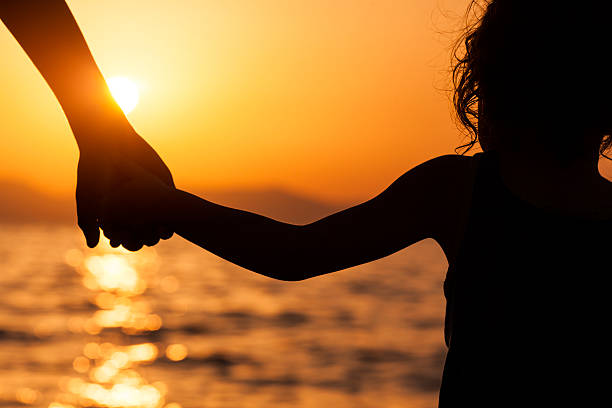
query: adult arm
[{"left": 0, "top": 0, "right": 173, "bottom": 247}]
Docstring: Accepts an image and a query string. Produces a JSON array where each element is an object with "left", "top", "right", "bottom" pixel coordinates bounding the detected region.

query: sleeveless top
[{"left": 439, "top": 151, "right": 612, "bottom": 407}]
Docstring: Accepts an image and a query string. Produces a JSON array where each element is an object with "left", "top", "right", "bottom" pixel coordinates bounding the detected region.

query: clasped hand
[{"left": 76, "top": 130, "right": 175, "bottom": 251}]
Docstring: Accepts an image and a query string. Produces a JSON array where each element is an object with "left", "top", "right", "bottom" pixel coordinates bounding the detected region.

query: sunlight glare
[
  {"left": 165, "top": 344, "right": 188, "bottom": 362},
  {"left": 55, "top": 238, "right": 176, "bottom": 408},
  {"left": 107, "top": 76, "right": 139, "bottom": 114}
]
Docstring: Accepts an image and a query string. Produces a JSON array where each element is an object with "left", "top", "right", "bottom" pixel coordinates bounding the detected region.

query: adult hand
[{"left": 76, "top": 128, "right": 174, "bottom": 248}]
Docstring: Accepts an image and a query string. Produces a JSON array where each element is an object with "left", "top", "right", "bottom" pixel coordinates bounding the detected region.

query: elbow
[
  {"left": 248, "top": 227, "right": 325, "bottom": 281},
  {"left": 281, "top": 272, "right": 312, "bottom": 282},
  {"left": 259, "top": 266, "right": 313, "bottom": 282},
  {"left": 253, "top": 260, "right": 317, "bottom": 282}
]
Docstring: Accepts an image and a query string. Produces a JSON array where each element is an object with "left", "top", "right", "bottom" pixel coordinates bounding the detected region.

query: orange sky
[{"left": 1, "top": 0, "right": 609, "bottom": 203}]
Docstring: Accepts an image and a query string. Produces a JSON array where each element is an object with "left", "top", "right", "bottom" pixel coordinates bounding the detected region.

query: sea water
[{"left": 0, "top": 224, "right": 448, "bottom": 408}]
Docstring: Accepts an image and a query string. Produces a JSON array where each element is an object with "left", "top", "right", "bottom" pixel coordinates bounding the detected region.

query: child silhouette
[{"left": 101, "top": 2, "right": 612, "bottom": 406}]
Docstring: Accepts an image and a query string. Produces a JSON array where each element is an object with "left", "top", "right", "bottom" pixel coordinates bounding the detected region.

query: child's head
[{"left": 452, "top": 1, "right": 612, "bottom": 159}]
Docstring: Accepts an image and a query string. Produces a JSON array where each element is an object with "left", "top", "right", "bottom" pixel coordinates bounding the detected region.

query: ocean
[{"left": 0, "top": 224, "right": 449, "bottom": 408}]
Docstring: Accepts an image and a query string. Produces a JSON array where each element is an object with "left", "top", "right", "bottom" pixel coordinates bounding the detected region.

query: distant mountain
[
  {"left": 0, "top": 181, "right": 74, "bottom": 224},
  {"left": 0, "top": 181, "right": 345, "bottom": 225},
  {"left": 194, "top": 188, "right": 345, "bottom": 224}
]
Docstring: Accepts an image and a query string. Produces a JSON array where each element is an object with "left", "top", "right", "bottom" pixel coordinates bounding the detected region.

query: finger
[
  {"left": 101, "top": 223, "right": 116, "bottom": 240},
  {"left": 121, "top": 230, "right": 145, "bottom": 252},
  {"left": 138, "top": 225, "right": 160, "bottom": 247},
  {"left": 76, "top": 186, "right": 101, "bottom": 248},
  {"left": 143, "top": 235, "right": 160, "bottom": 247},
  {"left": 76, "top": 154, "right": 112, "bottom": 248},
  {"left": 102, "top": 226, "right": 128, "bottom": 248},
  {"left": 123, "top": 240, "right": 144, "bottom": 252},
  {"left": 102, "top": 225, "right": 124, "bottom": 246},
  {"left": 79, "top": 219, "right": 100, "bottom": 248},
  {"left": 158, "top": 226, "right": 174, "bottom": 240}
]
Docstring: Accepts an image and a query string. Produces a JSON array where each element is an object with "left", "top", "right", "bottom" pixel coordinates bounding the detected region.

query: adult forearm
[{"left": 0, "top": 0, "right": 132, "bottom": 150}]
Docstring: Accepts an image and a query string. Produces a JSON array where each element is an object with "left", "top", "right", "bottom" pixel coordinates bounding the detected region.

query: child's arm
[{"left": 103, "top": 154, "right": 474, "bottom": 279}]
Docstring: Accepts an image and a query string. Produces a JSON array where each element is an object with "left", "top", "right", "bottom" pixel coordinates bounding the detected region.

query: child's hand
[{"left": 99, "top": 159, "right": 176, "bottom": 251}]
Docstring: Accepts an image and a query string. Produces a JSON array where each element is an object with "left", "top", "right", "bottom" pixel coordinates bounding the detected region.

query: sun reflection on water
[{"left": 52, "top": 236, "right": 187, "bottom": 408}]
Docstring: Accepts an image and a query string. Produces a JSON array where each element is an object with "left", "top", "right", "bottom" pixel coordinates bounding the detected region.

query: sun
[{"left": 107, "top": 76, "right": 139, "bottom": 114}]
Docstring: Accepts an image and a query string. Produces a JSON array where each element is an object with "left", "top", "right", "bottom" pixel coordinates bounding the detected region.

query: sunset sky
[{"left": 1, "top": 0, "right": 609, "bottom": 204}]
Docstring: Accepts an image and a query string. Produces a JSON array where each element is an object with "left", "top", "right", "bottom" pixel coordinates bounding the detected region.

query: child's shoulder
[
  {"left": 423, "top": 153, "right": 480, "bottom": 168},
  {"left": 406, "top": 153, "right": 481, "bottom": 186},
  {"left": 389, "top": 153, "right": 480, "bottom": 211},
  {"left": 390, "top": 154, "right": 482, "bottom": 262}
]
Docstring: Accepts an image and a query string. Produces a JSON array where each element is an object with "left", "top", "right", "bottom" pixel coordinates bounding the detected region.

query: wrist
[
  {"left": 65, "top": 80, "right": 134, "bottom": 152},
  {"left": 73, "top": 118, "right": 137, "bottom": 156},
  {"left": 161, "top": 187, "right": 184, "bottom": 226},
  {"left": 62, "top": 67, "right": 126, "bottom": 117},
  {"left": 165, "top": 188, "right": 202, "bottom": 225}
]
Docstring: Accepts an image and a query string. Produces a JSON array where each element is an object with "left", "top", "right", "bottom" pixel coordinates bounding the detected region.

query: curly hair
[{"left": 452, "top": 0, "right": 612, "bottom": 159}]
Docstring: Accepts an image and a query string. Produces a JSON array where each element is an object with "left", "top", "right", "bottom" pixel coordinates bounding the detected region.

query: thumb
[
  {"left": 76, "top": 154, "right": 111, "bottom": 248},
  {"left": 78, "top": 214, "right": 100, "bottom": 248},
  {"left": 76, "top": 188, "right": 100, "bottom": 248}
]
